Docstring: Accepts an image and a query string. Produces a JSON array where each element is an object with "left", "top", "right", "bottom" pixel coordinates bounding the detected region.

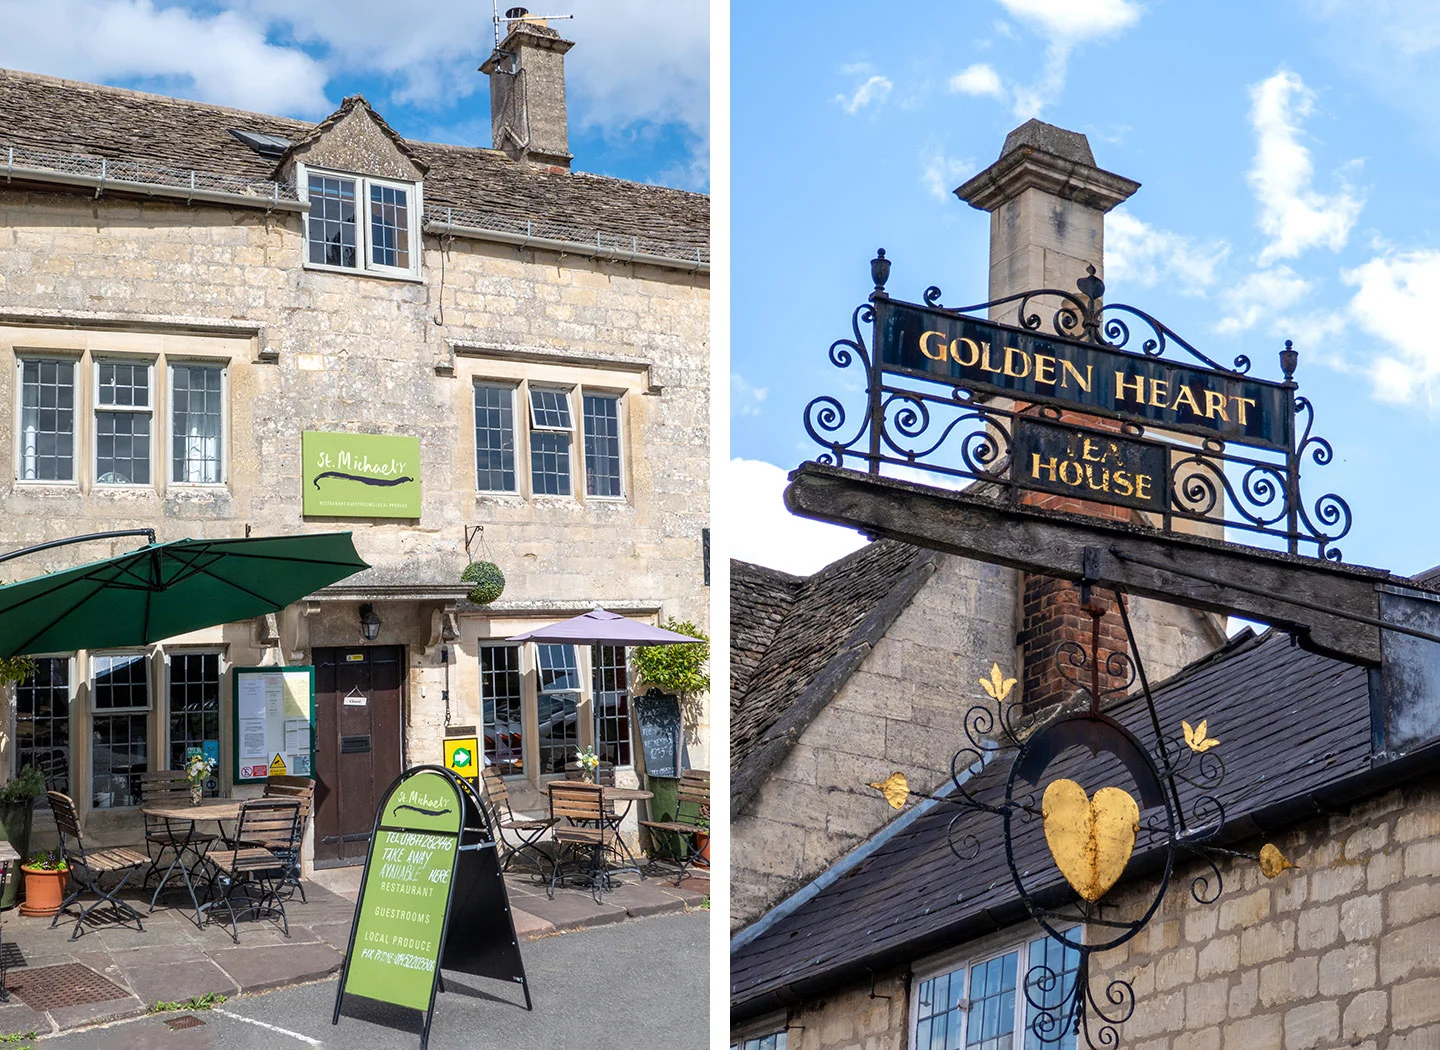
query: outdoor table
[
  {"left": 0, "top": 840, "right": 16, "bottom": 1000},
  {"left": 544, "top": 782, "right": 653, "bottom": 882},
  {"left": 142, "top": 797, "right": 244, "bottom": 925}
]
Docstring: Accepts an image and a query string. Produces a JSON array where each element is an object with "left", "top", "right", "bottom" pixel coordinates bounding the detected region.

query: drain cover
[
  {"left": 164, "top": 1015, "right": 206, "bottom": 1030},
  {"left": 6, "top": 963, "right": 129, "bottom": 1010}
]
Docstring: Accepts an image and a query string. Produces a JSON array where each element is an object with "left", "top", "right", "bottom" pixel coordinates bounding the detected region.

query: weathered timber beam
[{"left": 785, "top": 461, "right": 1397, "bottom": 666}]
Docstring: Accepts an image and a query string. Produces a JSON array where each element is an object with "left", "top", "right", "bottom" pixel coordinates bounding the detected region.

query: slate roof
[
  {"left": 731, "top": 628, "right": 1383, "bottom": 1017},
  {"left": 0, "top": 68, "right": 708, "bottom": 256},
  {"left": 731, "top": 541, "right": 941, "bottom": 812}
]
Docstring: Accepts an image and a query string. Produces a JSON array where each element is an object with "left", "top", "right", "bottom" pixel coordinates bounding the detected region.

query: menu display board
[
  {"left": 232, "top": 666, "right": 315, "bottom": 783},
  {"left": 634, "top": 690, "right": 686, "bottom": 778}
]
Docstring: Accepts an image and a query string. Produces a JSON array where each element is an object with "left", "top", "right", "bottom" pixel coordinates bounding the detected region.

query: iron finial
[
  {"left": 1280, "top": 340, "right": 1298, "bottom": 382},
  {"left": 871, "top": 249, "right": 891, "bottom": 298},
  {"left": 1076, "top": 263, "right": 1104, "bottom": 304}
]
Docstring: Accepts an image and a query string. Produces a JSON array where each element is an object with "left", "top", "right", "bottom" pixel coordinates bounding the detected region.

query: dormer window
[{"left": 300, "top": 166, "right": 421, "bottom": 279}]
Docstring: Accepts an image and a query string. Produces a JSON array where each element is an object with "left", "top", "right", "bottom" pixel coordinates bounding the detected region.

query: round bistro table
[
  {"left": 543, "top": 782, "right": 654, "bottom": 882},
  {"left": 142, "top": 798, "right": 244, "bottom": 924}
]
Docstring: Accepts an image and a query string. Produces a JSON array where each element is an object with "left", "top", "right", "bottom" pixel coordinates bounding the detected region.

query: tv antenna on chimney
[{"left": 492, "top": 2, "right": 573, "bottom": 47}]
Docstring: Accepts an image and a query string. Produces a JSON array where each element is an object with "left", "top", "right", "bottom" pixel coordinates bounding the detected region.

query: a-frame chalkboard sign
[{"left": 332, "top": 764, "right": 532, "bottom": 1048}]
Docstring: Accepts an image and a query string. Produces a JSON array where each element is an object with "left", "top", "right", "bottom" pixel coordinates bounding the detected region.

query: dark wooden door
[{"left": 313, "top": 646, "right": 404, "bottom": 867}]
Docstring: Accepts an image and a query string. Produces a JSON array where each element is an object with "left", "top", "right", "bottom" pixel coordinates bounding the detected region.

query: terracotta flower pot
[
  {"left": 18, "top": 865, "right": 67, "bottom": 917},
  {"left": 694, "top": 831, "right": 710, "bottom": 868}
]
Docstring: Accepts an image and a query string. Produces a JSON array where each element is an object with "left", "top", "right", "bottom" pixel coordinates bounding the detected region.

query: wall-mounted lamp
[{"left": 359, "top": 603, "right": 381, "bottom": 642}]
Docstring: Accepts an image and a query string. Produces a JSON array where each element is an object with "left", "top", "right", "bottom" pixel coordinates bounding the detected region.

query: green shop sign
[{"left": 302, "top": 431, "right": 421, "bottom": 519}]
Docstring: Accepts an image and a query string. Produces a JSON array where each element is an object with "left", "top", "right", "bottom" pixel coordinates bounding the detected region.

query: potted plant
[
  {"left": 461, "top": 561, "right": 506, "bottom": 605},
  {"left": 184, "top": 752, "right": 217, "bottom": 805},
  {"left": 692, "top": 808, "right": 710, "bottom": 869},
  {"left": 632, "top": 621, "right": 710, "bottom": 859},
  {"left": 19, "top": 848, "right": 67, "bottom": 917},
  {"left": 0, "top": 763, "right": 46, "bottom": 910}
]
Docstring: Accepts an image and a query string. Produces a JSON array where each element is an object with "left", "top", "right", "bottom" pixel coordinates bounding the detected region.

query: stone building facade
[{"left": 0, "top": 17, "right": 708, "bottom": 861}]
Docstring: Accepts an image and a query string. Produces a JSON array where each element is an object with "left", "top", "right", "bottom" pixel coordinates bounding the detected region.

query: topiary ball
[{"left": 461, "top": 561, "right": 506, "bottom": 605}]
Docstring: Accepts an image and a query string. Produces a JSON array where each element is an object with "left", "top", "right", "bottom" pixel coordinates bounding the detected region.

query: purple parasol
[{"left": 507, "top": 608, "right": 698, "bottom": 646}]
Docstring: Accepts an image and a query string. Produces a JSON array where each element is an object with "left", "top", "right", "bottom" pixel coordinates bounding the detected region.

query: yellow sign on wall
[{"left": 444, "top": 737, "right": 479, "bottom": 779}]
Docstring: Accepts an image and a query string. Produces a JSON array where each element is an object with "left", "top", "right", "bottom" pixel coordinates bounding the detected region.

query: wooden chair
[
  {"left": 639, "top": 769, "right": 710, "bottom": 885},
  {"left": 261, "top": 776, "right": 315, "bottom": 902},
  {"left": 46, "top": 791, "right": 149, "bottom": 940},
  {"left": 200, "top": 797, "right": 300, "bottom": 943},
  {"left": 547, "top": 782, "right": 617, "bottom": 904},
  {"left": 139, "top": 770, "right": 214, "bottom": 889},
  {"left": 481, "top": 767, "right": 556, "bottom": 876}
]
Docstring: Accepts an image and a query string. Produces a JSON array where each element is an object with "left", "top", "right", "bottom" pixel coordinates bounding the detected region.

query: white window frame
[
  {"left": 166, "top": 359, "right": 229, "bottom": 487},
  {"left": 731, "top": 1010, "right": 790, "bottom": 1050},
  {"left": 89, "top": 651, "right": 154, "bottom": 715},
  {"left": 92, "top": 357, "right": 156, "bottom": 488},
  {"left": 164, "top": 648, "right": 225, "bottom": 779},
  {"left": 908, "top": 928, "right": 1081, "bottom": 1050},
  {"left": 474, "top": 381, "right": 520, "bottom": 494},
  {"left": 298, "top": 162, "right": 422, "bottom": 281},
  {"left": 14, "top": 354, "right": 80, "bottom": 486},
  {"left": 579, "top": 388, "right": 627, "bottom": 501},
  {"left": 526, "top": 385, "right": 576, "bottom": 499}
]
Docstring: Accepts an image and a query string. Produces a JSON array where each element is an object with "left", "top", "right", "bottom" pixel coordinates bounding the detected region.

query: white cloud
[
  {"left": 1214, "top": 266, "right": 1311, "bottom": 335},
  {"left": 993, "top": 0, "right": 1142, "bottom": 118},
  {"left": 732, "top": 373, "right": 769, "bottom": 417},
  {"left": 1342, "top": 250, "right": 1440, "bottom": 406},
  {"left": 836, "top": 73, "right": 892, "bottom": 115},
  {"left": 728, "top": 460, "right": 869, "bottom": 575},
  {"left": 0, "top": 0, "right": 331, "bottom": 115},
  {"left": 921, "top": 149, "right": 977, "bottom": 202},
  {"left": 1106, "top": 209, "right": 1230, "bottom": 295},
  {"left": 1246, "top": 69, "right": 1364, "bottom": 265},
  {"left": 949, "top": 63, "right": 1005, "bottom": 100}
]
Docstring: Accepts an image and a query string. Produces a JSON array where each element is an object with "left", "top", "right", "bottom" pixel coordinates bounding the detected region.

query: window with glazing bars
[
  {"left": 19, "top": 359, "right": 75, "bottom": 482},
  {"left": 480, "top": 645, "right": 524, "bottom": 775},
  {"left": 16, "top": 657, "right": 70, "bottom": 797},
  {"left": 369, "top": 184, "right": 411, "bottom": 268},
  {"left": 733, "top": 1034, "right": 787, "bottom": 1050},
  {"left": 95, "top": 360, "right": 152, "bottom": 485},
  {"left": 592, "top": 645, "right": 631, "bottom": 767},
  {"left": 582, "top": 394, "right": 623, "bottom": 497},
  {"left": 171, "top": 363, "right": 224, "bottom": 484},
  {"left": 307, "top": 174, "right": 357, "bottom": 268},
  {"left": 168, "top": 653, "right": 220, "bottom": 796},
  {"left": 535, "top": 644, "right": 580, "bottom": 773},
  {"left": 92, "top": 654, "right": 150, "bottom": 809},
  {"left": 474, "top": 384, "right": 517, "bottom": 492},
  {"left": 528, "top": 388, "right": 573, "bottom": 496}
]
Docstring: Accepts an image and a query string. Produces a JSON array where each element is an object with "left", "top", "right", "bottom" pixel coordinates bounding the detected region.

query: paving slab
[
  {"left": 602, "top": 880, "right": 706, "bottom": 918},
  {"left": 0, "top": 1000, "right": 49, "bottom": 1039},
  {"left": 507, "top": 890, "right": 627, "bottom": 933},
  {"left": 108, "top": 957, "right": 237, "bottom": 1005},
  {"left": 45, "top": 995, "right": 147, "bottom": 1032},
  {"left": 206, "top": 940, "right": 343, "bottom": 994}
]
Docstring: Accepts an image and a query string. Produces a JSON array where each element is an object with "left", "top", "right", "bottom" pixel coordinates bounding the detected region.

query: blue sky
[
  {"left": 0, "top": 0, "right": 709, "bottom": 189},
  {"left": 731, "top": 0, "right": 1440, "bottom": 580}
]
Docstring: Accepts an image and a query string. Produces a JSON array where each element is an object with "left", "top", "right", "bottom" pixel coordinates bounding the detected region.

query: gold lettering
[
  {"left": 919, "top": 330, "right": 949, "bottom": 361},
  {"left": 979, "top": 342, "right": 1003, "bottom": 374},
  {"left": 1030, "top": 454, "right": 1059, "bottom": 482},
  {"left": 1148, "top": 378, "right": 1170, "bottom": 408},
  {"left": 1059, "top": 461, "right": 1083, "bottom": 486},
  {"left": 1115, "top": 372, "right": 1145, "bottom": 403},
  {"left": 1060, "top": 359, "right": 1093, "bottom": 392},
  {"left": 1113, "top": 471, "right": 1134, "bottom": 497},
  {"left": 1084, "top": 464, "right": 1110, "bottom": 492},
  {"left": 1231, "top": 396, "right": 1256, "bottom": 425},
  {"left": 1003, "top": 346, "right": 1031, "bottom": 379},
  {"left": 1171, "top": 385, "right": 1202, "bottom": 416},
  {"left": 951, "top": 337, "right": 982, "bottom": 368},
  {"left": 1034, "top": 354, "right": 1057, "bottom": 386},
  {"left": 1202, "top": 389, "right": 1229, "bottom": 421},
  {"left": 1135, "top": 473, "right": 1153, "bottom": 501},
  {"left": 1081, "top": 437, "right": 1104, "bottom": 463}
]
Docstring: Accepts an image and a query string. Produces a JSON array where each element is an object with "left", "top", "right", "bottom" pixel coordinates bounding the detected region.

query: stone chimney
[
  {"left": 480, "top": 9, "right": 575, "bottom": 171},
  {"left": 955, "top": 120, "right": 1141, "bottom": 715}
]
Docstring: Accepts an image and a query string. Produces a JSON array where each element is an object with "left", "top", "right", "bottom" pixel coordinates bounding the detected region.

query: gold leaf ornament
[
  {"left": 1259, "top": 843, "right": 1294, "bottom": 879},
  {"left": 867, "top": 771, "right": 910, "bottom": 810},
  {"left": 1041, "top": 779, "right": 1140, "bottom": 903},
  {"left": 980, "top": 663, "right": 1017, "bottom": 702},
  {"left": 1182, "top": 718, "right": 1220, "bottom": 753}
]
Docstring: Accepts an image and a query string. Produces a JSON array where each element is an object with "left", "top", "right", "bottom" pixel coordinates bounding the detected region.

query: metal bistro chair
[
  {"left": 548, "top": 781, "right": 616, "bottom": 904},
  {"left": 260, "top": 776, "right": 315, "bottom": 902},
  {"left": 46, "top": 791, "right": 149, "bottom": 940},
  {"left": 639, "top": 769, "right": 710, "bottom": 886},
  {"left": 199, "top": 797, "right": 300, "bottom": 943},
  {"left": 139, "top": 770, "right": 215, "bottom": 890},
  {"left": 482, "top": 767, "right": 557, "bottom": 878}
]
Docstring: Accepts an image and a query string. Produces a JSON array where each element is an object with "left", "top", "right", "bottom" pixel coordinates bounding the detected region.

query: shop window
[
  {"left": 474, "top": 384, "right": 518, "bottom": 493},
  {"left": 303, "top": 169, "right": 420, "bottom": 279},
  {"left": 91, "top": 653, "right": 150, "bottom": 809},
  {"left": 592, "top": 645, "right": 631, "bottom": 767},
  {"left": 18, "top": 358, "right": 75, "bottom": 482},
  {"left": 481, "top": 645, "right": 524, "bottom": 775},
  {"left": 536, "top": 644, "right": 580, "bottom": 774},
  {"left": 15, "top": 657, "right": 70, "bottom": 795},
  {"left": 170, "top": 363, "right": 224, "bottom": 484},
  {"left": 167, "top": 652, "right": 221, "bottom": 796},
  {"left": 582, "top": 393, "right": 623, "bottom": 497},
  {"left": 528, "top": 387, "right": 574, "bottom": 496},
  {"left": 910, "top": 934, "right": 1080, "bottom": 1050}
]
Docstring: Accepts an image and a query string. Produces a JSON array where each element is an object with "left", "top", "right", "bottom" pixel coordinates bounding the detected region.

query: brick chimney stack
[
  {"left": 480, "top": 8, "right": 575, "bottom": 171},
  {"left": 954, "top": 121, "right": 1142, "bottom": 715}
]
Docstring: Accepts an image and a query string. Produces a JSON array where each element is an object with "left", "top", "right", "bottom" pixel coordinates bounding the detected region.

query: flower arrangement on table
[
  {"left": 576, "top": 746, "right": 601, "bottom": 783},
  {"left": 185, "top": 753, "right": 218, "bottom": 804}
]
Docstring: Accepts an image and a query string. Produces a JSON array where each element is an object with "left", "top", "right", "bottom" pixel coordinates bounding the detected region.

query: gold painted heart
[{"left": 1041, "top": 778, "right": 1140, "bottom": 903}]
